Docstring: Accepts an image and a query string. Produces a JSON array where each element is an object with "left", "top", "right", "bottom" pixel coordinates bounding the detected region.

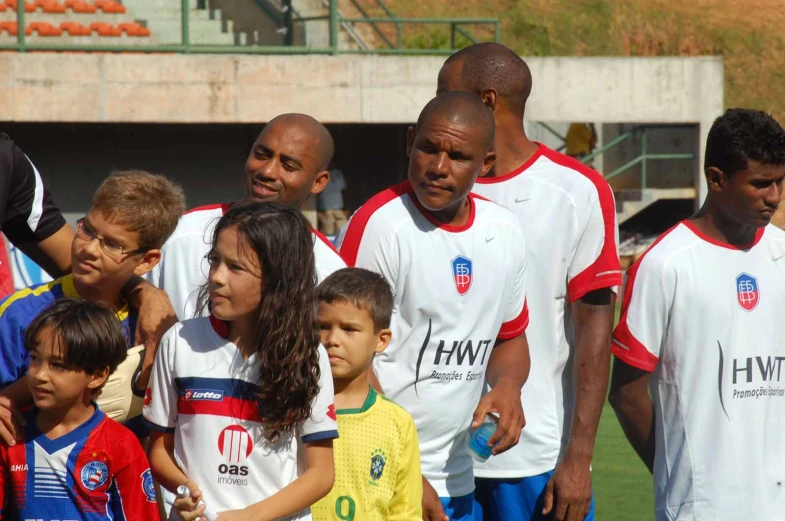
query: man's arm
[
  {"left": 121, "top": 276, "right": 177, "bottom": 393},
  {"left": 608, "top": 358, "right": 655, "bottom": 472},
  {"left": 473, "top": 332, "right": 530, "bottom": 454},
  {"left": 15, "top": 223, "right": 74, "bottom": 277},
  {"left": 542, "top": 288, "right": 615, "bottom": 521}
]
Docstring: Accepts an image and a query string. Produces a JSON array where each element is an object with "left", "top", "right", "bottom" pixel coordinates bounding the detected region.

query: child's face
[
  {"left": 26, "top": 327, "right": 106, "bottom": 410},
  {"left": 317, "top": 300, "right": 391, "bottom": 381},
  {"left": 71, "top": 209, "right": 155, "bottom": 293},
  {"left": 208, "top": 226, "right": 263, "bottom": 322}
]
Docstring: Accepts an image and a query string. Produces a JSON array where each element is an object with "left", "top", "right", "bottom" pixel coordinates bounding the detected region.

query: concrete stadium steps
[{"left": 121, "top": 0, "right": 245, "bottom": 46}]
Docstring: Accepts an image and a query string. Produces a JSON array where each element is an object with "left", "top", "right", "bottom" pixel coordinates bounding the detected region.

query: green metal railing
[
  {"left": 0, "top": 0, "right": 500, "bottom": 55},
  {"left": 538, "top": 124, "right": 694, "bottom": 189},
  {"left": 580, "top": 126, "right": 694, "bottom": 189}
]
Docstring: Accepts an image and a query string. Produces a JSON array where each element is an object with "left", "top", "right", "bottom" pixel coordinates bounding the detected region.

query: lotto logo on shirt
[
  {"left": 736, "top": 273, "right": 759, "bottom": 311},
  {"left": 451, "top": 255, "right": 473, "bottom": 295},
  {"left": 216, "top": 425, "right": 252, "bottom": 486},
  {"left": 184, "top": 389, "right": 225, "bottom": 401}
]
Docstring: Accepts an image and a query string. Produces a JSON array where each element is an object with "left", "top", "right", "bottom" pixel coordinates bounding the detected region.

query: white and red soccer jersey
[
  {"left": 0, "top": 407, "right": 158, "bottom": 521},
  {"left": 143, "top": 316, "right": 338, "bottom": 520},
  {"left": 472, "top": 144, "right": 621, "bottom": 477},
  {"left": 147, "top": 203, "right": 346, "bottom": 320},
  {"left": 612, "top": 221, "right": 785, "bottom": 521},
  {"left": 336, "top": 181, "right": 529, "bottom": 497}
]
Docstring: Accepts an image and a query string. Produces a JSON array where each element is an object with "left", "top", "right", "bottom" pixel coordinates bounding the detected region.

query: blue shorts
[
  {"left": 441, "top": 492, "right": 482, "bottom": 521},
  {"left": 474, "top": 471, "right": 596, "bottom": 521}
]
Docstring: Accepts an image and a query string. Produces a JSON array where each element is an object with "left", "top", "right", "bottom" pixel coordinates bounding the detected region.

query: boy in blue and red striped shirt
[{"left": 0, "top": 298, "right": 159, "bottom": 521}]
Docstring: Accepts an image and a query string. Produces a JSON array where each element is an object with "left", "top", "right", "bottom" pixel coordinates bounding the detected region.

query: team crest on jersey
[
  {"left": 451, "top": 256, "right": 473, "bottom": 295},
  {"left": 736, "top": 273, "right": 759, "bottom": 311},
  {"left": 369, "top": 449, "right": 386, "bottom": 481},
  {"left": 81, "top": 460, "right": 109, "bottom": 491},
  {"left": 141, "top": 469, "right": 156, "bottom": 502}
]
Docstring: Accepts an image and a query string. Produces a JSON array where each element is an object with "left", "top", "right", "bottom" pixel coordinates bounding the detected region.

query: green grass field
[{"left": 590, "top": 303, "right": 653, "bottom": 521}]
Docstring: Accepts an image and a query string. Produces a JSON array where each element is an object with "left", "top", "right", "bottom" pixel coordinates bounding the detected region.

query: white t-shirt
[
  {"left": 143, "top": 316, "right": 339, "bottom": 520},
  {"left": 146, "top": 203, "right": 347, "bottom": 320},
  {"left": 336, "top": 181, "right": 529, "bottom": 498},
  {"left": 612, "top": 221, "right": 785, "bottom": 521},
  {"left": 472, "top": 144, "right": 621, "bottom": 477}
]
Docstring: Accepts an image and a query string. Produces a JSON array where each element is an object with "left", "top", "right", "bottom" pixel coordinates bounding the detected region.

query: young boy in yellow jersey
[{"left": 312, "top": 268, "right": 422, "bottom": 521}]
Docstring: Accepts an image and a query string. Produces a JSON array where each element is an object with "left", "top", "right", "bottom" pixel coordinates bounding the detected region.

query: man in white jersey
[
  {"left": 438, "top": 43, "right": 620, "bottom": 521},
  {"left": 147, "top": 113, "right": 346, "bottom": 320},
  {"left": 609, "top": 108, "right": 785, "bottom": 521},
  {"left": 337, "top": 92, "right": 531, "bottom": 521}
]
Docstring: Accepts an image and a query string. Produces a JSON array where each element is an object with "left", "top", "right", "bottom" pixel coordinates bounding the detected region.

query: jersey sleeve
[
  {"left": 388, "top": 413, "right": 423, "bottom": 521},
  {"left": 0, "top": 445, "right": 7, "bottom": 520},
  {"left": 498, "top": 233, "right": 529, "bottom": 340},
  {"left": 145, "top": 232, "right": 209, "bottom": 321},
  {"left": 109, "top": 429, "right": 160, "bottom": 520},
  {"left": 566, "top": 179, "right": 622, "bottom": 301},
  {"left": 0, "top": 294, "right": 34, "bottom": 388},
  {"left": 0, "top": 138, "right": 66, "bottom": 246},
  {"left": 142, "top": 325, "right": 179, "bottom": 432},
  {"left": 337, "top": 212, "right": 400, "bottom": 289},
  {"left": 300, "top": 345, "right": 339, "bottom": 443},
  {"left": 611, "top": 252, "right": 673, "bottom": 372}
]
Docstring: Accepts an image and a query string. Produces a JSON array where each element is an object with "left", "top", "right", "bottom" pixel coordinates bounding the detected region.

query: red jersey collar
[
  {"left": 209, "top": 314, "right": 230, "bottom": 338},
  {"left": 474, "top": 143, "right": 545, "bottom": 185},
  {"left": 682, "top": 219, "right": 765, "bottom": 250},
  {"left": 406, "top": 181, "right": 476, "bottom": 232}
]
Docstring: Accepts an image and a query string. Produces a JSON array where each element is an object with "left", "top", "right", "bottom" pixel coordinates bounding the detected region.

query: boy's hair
[
  {"left": 91, "top": 170, "right": 186, "bottom": 250},
  {"left": 705, "top": 108, "right": 785, "bottom": 176},
  {"left": 317, "top": 268, "right": 393, "bottom": 331},
  {"left": 24, "top": 298, "right": 127, "bottom": 375}
]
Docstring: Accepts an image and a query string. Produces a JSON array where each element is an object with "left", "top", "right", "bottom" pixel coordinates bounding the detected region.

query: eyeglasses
[{"left": 75, "top": 218, "right": 147, "bottom": 261}]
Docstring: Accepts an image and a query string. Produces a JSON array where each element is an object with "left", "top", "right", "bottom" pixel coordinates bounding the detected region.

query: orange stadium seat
[
  {"left": 28, "top": 21, "right": 62, "bottom": 35},
  {"left": 3, "top": 1, "right": 37, "bottom": 12},
  {"left": 60, "top": 21, "right": 90, "bottom": 35},
  {"left": 0, "top": 21, "right": 17, "bottom": 35},
  {"left": 118, "top": 22, "right": 150, "bottom": 37},
  {"left": 95, "top": 0, "right": 124, "bottom": 14},
  {"left": 89, "top": 21, "right": 120, "bottom": 36},
  {"left": 37, "top": 0, "right": 67, "bottom": 13},
  {"left": 69, "top": 1, "right": 96, "bottom": 13}
]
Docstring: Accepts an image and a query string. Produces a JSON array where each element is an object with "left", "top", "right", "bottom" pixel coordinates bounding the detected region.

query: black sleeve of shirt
[{"left": 0, "top": 134, "right": 66, "bottom": 245}]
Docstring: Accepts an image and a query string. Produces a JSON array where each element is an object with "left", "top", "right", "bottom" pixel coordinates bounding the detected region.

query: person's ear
[
  {"left": 310, "top": 170, "right": 330, "bottom": 196},
  {"left": 479, "top": 88, "right": 499, "bottom": 112},
  {"left": 705, "top": 166, "right": 725, "bottom": 193},
  {"left": 86, "top": 366, "right": 110, "bottom": 392},
  {"left": 480, "top": 149, "right": 497, "bottom": 177},
  {"left": 133, "top": 249, "right": 161, "bottom": 276},
  {"left": 375, "top": 328, "right": 392, "bottom": 354},
  {"left": 407, "top": 126, "right": 416, "bottom": 157}
]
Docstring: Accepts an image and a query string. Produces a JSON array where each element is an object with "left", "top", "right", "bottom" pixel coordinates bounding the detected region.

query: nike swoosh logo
[
  {"left": 515, "top": 197, "right": 531, "bottom": 203},
  {"left": 773, "top": 254, "right": 785, "bottom": 261},
  {"left": 486, "top": 237, "right": 495, "bottom": 243}
]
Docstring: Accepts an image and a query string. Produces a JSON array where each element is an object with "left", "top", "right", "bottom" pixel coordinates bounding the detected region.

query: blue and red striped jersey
[{"left": 0, "top": 406, "right": 158, "bottom": 520}]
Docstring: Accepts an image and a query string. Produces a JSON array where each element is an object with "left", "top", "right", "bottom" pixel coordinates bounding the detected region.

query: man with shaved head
[
  {"left": 147, "top": 113, "right": 345, "bottom": 320},
  {"left": 337, "top": 92, "right": 531, "bottom": 521},
  {"left": 439, "top": 43, "right": 621, "bottom": 521}
]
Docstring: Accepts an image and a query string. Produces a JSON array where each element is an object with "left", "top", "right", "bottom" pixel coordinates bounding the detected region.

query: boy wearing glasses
[{"left": 0, "top": 171, "right": 185, "bottom": 430}]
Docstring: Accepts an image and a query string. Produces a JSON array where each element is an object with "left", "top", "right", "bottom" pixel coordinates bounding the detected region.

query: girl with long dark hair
[{"left": 145, "top": 202, "right": 337, "bottom": 521}]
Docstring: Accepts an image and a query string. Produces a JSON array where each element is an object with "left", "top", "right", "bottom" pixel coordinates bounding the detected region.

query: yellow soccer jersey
[{"left": 312, "top": 387, "right": 422, "bottom": 521}]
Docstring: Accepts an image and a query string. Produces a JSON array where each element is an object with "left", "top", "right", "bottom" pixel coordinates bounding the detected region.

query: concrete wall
[{"left": 0, "top": 53, "right": 723, "bottom": 197}]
